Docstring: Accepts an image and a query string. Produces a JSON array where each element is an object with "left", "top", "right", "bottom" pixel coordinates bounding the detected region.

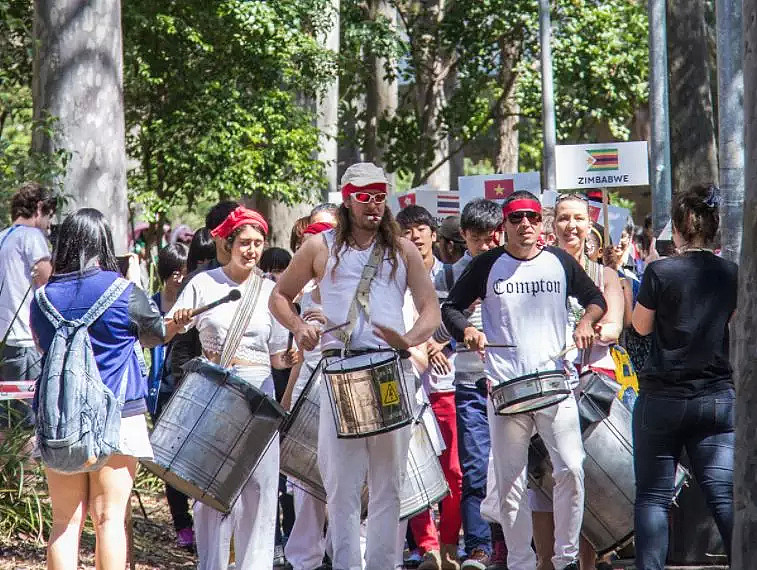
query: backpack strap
[
  {"left": 78, "top": 278, "right": 131, "bottom": 327},
  {"left": 35, "top": 277, "right": 131, "bottom": 329}
]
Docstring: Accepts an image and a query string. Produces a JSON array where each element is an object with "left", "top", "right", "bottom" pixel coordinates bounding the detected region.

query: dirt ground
[{"left": 0, "top": 491, "right": 196, "bottom": 570}]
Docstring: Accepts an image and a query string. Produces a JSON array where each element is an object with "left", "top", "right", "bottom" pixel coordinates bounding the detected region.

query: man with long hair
[{"left": 269, "top": 162, "right": 440, "bottom": 569}]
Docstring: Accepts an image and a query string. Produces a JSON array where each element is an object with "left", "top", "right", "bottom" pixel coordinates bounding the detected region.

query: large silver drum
[
  {"left": 399, "top": 410, "right": 450, "bottom": 520},
  {"left": 279, "top": 369, "right": 326, "bottom": 502},
  {"left": 528, "top": 373, "right": 689, "bottom": 554},
  {"left": 143, "top": 358, "right": 285, "bottom": 513},
  {"left": 323, "top": 351, "right": 413, "bottom": 439}
]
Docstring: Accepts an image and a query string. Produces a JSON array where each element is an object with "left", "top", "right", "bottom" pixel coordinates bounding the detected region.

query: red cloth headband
[
  {"left": 341, "top": 182, "right": 388, "bottom": 202},
  {"left": 210, "top": 206, "right": 269, "bottom": 239},
  {"left": 303, "top": 221, "right": 334, "bottom": 236},
  {"left": 502, "top": 198, "right": 542, "bottom": 217}
]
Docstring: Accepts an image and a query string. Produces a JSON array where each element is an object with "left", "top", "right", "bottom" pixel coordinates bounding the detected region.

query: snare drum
[
  {"left": 323, "top": 351, "right": 413, "bottom": 438},
  {"left": 491, "top": 370, "right": 571, "bottom": 415}
]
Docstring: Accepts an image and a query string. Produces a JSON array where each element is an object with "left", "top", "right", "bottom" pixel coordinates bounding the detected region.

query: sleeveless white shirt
[{"left": 319, "top": 231, "right": 408, "bottom": 351}]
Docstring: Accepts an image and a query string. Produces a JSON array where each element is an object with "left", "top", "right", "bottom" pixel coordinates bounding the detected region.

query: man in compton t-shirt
[{"left": 0, "top": 182, "right": 56, "bottom": 425}]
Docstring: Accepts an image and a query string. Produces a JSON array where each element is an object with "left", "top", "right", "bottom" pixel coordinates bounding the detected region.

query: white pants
[
  {"left": 319, "top": 383, "right": 412, "bottom": 570},
  {"left": 488, "top": 396, "right": 585, "bottom": 570},
  {"left": 194, "top": 367, "right": 280, "bottom": 570},
  {"left": 285, "top": 485, "right": 328, "bottom": 570}
]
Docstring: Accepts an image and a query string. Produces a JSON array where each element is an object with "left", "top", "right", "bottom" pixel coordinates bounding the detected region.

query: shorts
[{"left": 119, "top": 413, "right": 154, "bottom": 460}]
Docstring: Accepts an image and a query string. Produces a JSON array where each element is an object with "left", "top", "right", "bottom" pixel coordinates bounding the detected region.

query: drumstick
[
  {"left": 189, "top": 289, "right": 242, "bottom": 317},
  {"left": 458, "top": 343, "right": 516, "bottom": 352},
  {"left": 321, "top": 321, "right": 350, "bottom": 335}
]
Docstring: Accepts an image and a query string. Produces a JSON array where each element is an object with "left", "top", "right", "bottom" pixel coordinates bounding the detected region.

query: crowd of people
[{"left": 0, "top": 171, "right": 736, "bottom": 570}]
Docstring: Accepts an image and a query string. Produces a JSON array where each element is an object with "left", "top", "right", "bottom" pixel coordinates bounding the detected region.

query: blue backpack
[{"left": 34, "top": 278, "right": 131, "bottom": 473}]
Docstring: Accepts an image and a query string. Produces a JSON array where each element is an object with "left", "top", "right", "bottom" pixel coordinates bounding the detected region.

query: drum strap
[
  {"left": 333, "top": 241, "right": 385, "bottom": 351},
  {"left": 218, "top": 272, "right": 265, "bottom": 368}
]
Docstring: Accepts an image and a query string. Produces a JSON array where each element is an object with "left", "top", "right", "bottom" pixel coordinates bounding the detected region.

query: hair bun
[{"left": 702, "top": 184, "right": 721, "bottom": 209}]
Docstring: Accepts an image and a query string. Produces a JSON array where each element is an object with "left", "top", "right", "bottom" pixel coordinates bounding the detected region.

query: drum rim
[
  {"left": 491, "top": 369, "right": 566, "bottom": 389},
  {"left": 323, "top": 351, "right": 397, "bottom": 374},
  {"left": 335, "top": 415, "right": 413, "bottom": 438},
  {"left": 494, "top": 391, "right": 570, "bottom": 415}
]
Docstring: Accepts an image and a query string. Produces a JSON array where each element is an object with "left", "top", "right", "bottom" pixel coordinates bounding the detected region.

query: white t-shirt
[
  {"left": 167, "top": 268, "right": 289, "bottom": 367},
  {"left": 0, "top": 225, "right": 50, "bottom": 346}
]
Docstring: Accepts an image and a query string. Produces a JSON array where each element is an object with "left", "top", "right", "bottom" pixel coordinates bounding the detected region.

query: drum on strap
[
  {"left": 399, "top": 406, "right": 450, "bottom": 520},
  {"left": 528, "top": 372, "right": 690, "bottom": 555},
  {"left": 143, "top": 358, "right": 285, "bottom": 513},
  {"left": 279, "top": 364, "right": 327, "bottom": 502},
  {"left": 323, "top": 350, "right": 413, "bottom": 438},
  {"left": 490, "top": 369, "right": 571, "bottom": 415}
]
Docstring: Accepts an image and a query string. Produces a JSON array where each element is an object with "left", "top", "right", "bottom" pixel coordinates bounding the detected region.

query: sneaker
[
  {"left": 273, "top": 544, "right": 290, "bottom": 568},
  {"left": 405, "top": 548, "right": 424, "bottom": 569},
  {"left": 461, "top": 548, "right": 490, "bottom": 570},
  {"left": 418, "top": 549, "right": 442, "bottom": 570},
  {"left": 486, "top": 539, "right": 507, "bottom": 570},
  {"left": 175, "top": 527, "right": 195, "bottom": 550}
]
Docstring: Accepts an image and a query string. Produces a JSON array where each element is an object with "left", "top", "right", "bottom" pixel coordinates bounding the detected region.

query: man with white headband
[
  {"left": 441, "top": 191, "right": 607, "bottom": 570},
  {"left": 270, "top": 162, "right": 440, "bottom": 569}
]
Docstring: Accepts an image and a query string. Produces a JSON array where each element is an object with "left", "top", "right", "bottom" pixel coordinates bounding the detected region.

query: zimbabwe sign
[{"left": 555, "top": 141, "right": 649, "bottom": 190}]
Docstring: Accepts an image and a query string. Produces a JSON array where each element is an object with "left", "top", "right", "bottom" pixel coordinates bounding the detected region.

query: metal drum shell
[
  {"left": 527, "top": 376, "right": 690, "bottom": 555},
  {"left": 142, "top": 358, "right": 285, "bottom": 513},
  {"left": 491, "top": 369, "right": 571, "bottom": 415},
  {"left": 323, "top": 351, "right": 413, "bottom": 439},
  {"left": 279, "top": 374, "right": 326, "bottom": 502}
]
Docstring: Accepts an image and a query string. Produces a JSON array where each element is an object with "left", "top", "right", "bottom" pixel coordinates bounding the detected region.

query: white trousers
[
  {"left": 194, "top": 367, "right": 280, "bottom": 570},
  {"left": 285, "top": 485, "right": 328, "bottom": 570},
  {"left": 319, "top": 384, "right": 412, "bottom": 570},
  {"left": 488, "top": 396, "right": 585, "bottom": 570}
]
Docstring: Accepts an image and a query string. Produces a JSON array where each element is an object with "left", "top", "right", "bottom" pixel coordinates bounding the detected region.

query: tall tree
[
  {"left": 494, "top": 35, "right": 521, "bottom": 173},
  {"left": 666, "top": 0, "right": 719, "bottom": 194},
  {"left": 733, "top": 0, "right": 757, "bottom": 563},
  {"left": 33, "top": 0, "right": 130, "bottom": 252},
  {"left": 121, "top": 0, "right": 337, "bottom": 231}
]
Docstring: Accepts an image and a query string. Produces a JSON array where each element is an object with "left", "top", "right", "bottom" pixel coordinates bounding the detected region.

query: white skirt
[{"left": 118, "top": 413, "right": 154, "bottom": 460}]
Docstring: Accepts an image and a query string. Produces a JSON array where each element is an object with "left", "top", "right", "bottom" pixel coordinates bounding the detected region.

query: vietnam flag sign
[
  {"left": 398, "top": 193, "right": 416, "bottom": 209},
  {"left": 483, "top": 179, "right": 514, "bottom": 200},
  {"left": 458, "top": 172, "right": 541, "bottom": 210}
]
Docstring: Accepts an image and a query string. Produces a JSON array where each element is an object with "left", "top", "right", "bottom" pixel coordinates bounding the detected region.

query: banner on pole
[
  {"left": 586, "top": 202, "right": 632, "bottom": 246},
  {"left": 458, "top": 173, "right": 541, "bottom": 210},
  {"left": 555, "top": 141, "right": 649, "bottom": 190}
]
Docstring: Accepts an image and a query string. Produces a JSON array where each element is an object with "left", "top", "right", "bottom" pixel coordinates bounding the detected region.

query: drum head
[{"left": 323, "top": 351, "right": 397, "bottom": 374}]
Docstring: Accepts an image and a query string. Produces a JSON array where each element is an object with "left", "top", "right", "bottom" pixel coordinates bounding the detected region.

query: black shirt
[{"left": 636, "top": 251, "right": 737, "bottom": 396}]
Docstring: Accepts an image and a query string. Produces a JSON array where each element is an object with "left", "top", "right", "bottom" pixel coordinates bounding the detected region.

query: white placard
[
  {"left": 555, "top": 141, "right": 649, "bottom": 190},
  {"left": 457, "top": 172, "right": 541, "bottom": 210},
  {"left": 390, "top": 186, "right": 461, "bottom": 224},
  {"left": 586, "top": 202, "right": 632, "bottom": 246}
]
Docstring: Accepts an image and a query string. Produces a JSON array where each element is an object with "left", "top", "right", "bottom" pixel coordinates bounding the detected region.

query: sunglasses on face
[
  {"left": 507, "top": 211, "right": 542, "bottom": 224},
  {"left": 352, "top": 192, "right": 387, "bottom": 204}
]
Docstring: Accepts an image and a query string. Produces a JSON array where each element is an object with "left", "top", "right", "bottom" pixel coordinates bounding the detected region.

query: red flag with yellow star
[{"left": 483, "top": 178, "right": 515, "bottom": 200}]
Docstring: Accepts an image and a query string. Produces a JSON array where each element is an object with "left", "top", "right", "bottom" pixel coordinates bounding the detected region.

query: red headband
[
  {"left": 303, "top": 221, "right": 334, "bottom": 236},
  {"left": 341, "top": 182, "right": 388, "bottom": 202},
  {"left": 210, "top": 206, "right": 269, "bottom": 239},
  {"left": 502, "top": 198, "right": 542, "bottom": 217}
]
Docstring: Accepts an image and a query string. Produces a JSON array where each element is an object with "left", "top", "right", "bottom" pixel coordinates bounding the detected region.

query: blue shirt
[{"left": 30, "top": 268, "right": 164, "bottom": 416}]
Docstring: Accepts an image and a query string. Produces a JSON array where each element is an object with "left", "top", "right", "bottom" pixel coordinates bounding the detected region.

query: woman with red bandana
[{"left": 167, "top": 207, "right": 291, "bottom": 570}]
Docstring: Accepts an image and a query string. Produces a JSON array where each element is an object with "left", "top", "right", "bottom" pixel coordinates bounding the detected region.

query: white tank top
[{"left": 320, "top": 231, "right": 408, "bottom": 351}]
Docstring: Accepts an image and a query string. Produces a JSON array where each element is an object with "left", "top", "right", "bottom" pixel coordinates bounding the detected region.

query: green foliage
[
  {"left": 0, "top": 0, "right": 69, "bottom": 225},
  {"left": 517, "top": 0, "right": 649, "bottom": 170},
  {"left": 122, "top": 0, "right": 339, "bottom": 223}
]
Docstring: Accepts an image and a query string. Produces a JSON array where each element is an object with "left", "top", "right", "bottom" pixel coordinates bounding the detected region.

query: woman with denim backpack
[{"left": 30, "top": 208, "right": 168, "bottom": 570}]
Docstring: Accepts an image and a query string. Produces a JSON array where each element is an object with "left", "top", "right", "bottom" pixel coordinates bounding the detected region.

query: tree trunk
[
  {"left": 732, "top": 0, "right": 757, "bottom": 564},
  {"left": 666, "top": 0, "right": 719, "bottom": 195},
  {"left": 317, "top": 0, "right": 340, "bottom": 199},
  {"left": 246, "top": 195, "right": 313, "bottom": 251},
  {"left": 494, "top": 36, "right": 520, "bottom": 173},
  {"left": 32, "top": 0, "right": 129, "bottom": 254},
  {"left": 364, "top": 0, "right": 398, "bottom": 185}
]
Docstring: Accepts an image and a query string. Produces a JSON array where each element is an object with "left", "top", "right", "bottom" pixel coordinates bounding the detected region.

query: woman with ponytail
[{"left": 631, "top": 183, "right": 737, "bottom": 569}]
